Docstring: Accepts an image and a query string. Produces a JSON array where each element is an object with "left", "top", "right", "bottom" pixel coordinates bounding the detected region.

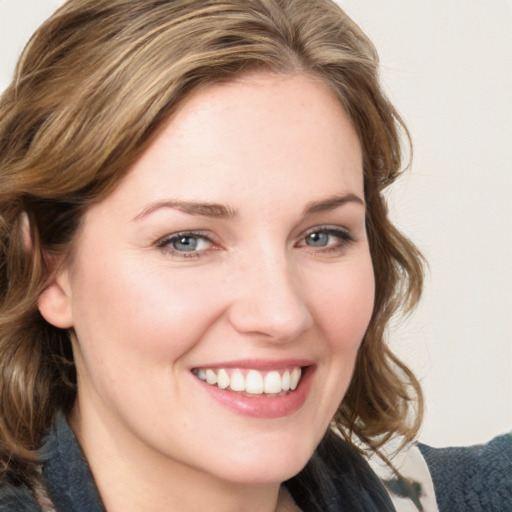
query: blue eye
[
  {"left": 172, "top": 235, "right": 201, "bottom": 252},
  {"left": 305, "top": 232, "right": 330, "bottom": 247},
  {"left": 301, "top": 227, "right": 354, "bottom": 251},
  {"left": 158, "top": 232, "right": 212, "bottom": 256}
]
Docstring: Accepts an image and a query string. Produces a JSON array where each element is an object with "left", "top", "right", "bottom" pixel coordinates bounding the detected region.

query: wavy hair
[{"left": 0, "top": 0, "right": 423, "bottom": 484}]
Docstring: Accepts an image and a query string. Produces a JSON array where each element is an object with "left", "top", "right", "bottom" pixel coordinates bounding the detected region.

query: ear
[{"left": 38, "top": 268, "right": 74, "bottom": 329}]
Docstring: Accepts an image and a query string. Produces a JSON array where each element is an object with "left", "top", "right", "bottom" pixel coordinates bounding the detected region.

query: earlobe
[{"left": 38, "top": 271, "right": 74, "bottom": 329}]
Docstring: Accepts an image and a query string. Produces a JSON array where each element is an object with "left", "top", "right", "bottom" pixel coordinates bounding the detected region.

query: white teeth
[
  {"left": 194, "top": 366, "right": 304, "bottom": 395},
  {"left": 264, "top": 371, "right": 282, "bottom": 394},
  {"left": 217, "top": 369, "right": 230, "bottom": 389},
  {"left": 230, "top": 370, "right": 245, "bottom": 392},
  {"left": 245, "top": 370, "right": 264, "bottom": 394},
  {"left": 290, "top": 368, "right": 301, "bottom": 391},
  {"left": 205, "top": 369, "right": 217, "bottom": 385},
  {"left": 282, "top": 370, "right": 291, "bottom": 391}
]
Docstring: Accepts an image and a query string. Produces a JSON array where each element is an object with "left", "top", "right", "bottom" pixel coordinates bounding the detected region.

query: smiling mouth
[{"left": 191, "top": 367, "right": 303, "bottom": 396}]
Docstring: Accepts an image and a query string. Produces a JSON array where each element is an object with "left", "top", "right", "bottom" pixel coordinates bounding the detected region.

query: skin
[{"left": 39, "top": 72, "right": 375, "bottom": 512}]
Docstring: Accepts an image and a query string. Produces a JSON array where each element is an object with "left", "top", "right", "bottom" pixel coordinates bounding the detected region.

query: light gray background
[{"left": 1, "top": 0, "right": 511, "bottom": 447}]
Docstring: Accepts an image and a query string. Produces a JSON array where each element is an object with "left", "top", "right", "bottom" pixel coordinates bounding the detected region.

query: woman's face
[{"left": 41, "top": 73, "right": 374, "bottom": 488}]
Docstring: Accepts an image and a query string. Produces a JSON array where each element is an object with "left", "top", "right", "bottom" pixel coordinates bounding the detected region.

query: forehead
[{"left": 95, "top": 72, "right": 363, "bottom": 218}]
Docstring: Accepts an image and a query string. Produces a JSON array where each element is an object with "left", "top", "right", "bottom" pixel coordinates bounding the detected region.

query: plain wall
[
  {"left": 338, "top": 0, "right": 512, "bottom": 447},
  {"left": 1, "top": 0, "right": 511, "bottom": 447}
]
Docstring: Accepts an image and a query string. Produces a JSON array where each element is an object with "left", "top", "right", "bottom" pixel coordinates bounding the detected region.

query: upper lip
[{"left": 191, "top": 358, "right": 314, "bottom": 371}]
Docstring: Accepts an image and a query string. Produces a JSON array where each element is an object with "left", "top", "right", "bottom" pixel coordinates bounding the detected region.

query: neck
[{"left": 276, "top": 487, "right": 303, "bottom": 512}]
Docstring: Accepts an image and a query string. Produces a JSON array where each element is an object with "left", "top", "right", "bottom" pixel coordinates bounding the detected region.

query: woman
[{"left": 1, "top": 1, "right": 508, "bottom": 511}]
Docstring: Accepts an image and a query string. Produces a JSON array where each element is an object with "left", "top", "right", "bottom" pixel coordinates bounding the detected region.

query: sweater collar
[{"left": 40, "top": 413, "right": 106, "bottom": 512}]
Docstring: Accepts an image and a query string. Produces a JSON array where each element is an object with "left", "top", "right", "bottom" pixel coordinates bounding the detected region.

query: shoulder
[
  {"left": 418, "top": 432, "right": 512, "bottom": 512},
  {"left": 0, "top": 480, "right": 40, "bottom": 511}
]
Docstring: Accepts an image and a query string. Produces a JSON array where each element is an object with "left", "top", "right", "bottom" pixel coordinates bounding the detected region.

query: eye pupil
[
  {"left": 173, "top": 236, "right": 198, "bottom": 252},
  {"left": 306, "top": 232, "right": 329, "bottom": 247}
]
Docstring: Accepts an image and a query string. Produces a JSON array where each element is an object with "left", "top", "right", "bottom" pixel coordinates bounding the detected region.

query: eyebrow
[
  {"left": 133, "top": 193, "right": 364, "bottom": 222},
  {"left": 133, "top": 200, "right": 238, "bottom": 221},
  {"left": 302, "top": 193, "right": 365, "bottom": 215}
]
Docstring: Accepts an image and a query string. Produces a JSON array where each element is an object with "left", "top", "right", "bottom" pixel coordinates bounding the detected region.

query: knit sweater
[{"left": 419, "top": 433, "right": 512, "bottom": 511}]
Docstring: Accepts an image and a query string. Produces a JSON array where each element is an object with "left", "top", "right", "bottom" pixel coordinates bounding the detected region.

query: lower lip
[{"left": 196, "top": 367, "right": 315, "bottom": 419}]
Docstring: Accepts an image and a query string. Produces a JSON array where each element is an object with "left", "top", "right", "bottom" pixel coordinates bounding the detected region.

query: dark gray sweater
[{"left": 419, "top": 433, "right": 512, "bottom": 511}]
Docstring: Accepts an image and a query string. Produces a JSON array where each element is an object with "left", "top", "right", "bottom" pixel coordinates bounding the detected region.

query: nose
[{"left": 226, "top": 252, "right": 314, "bottom": 343}]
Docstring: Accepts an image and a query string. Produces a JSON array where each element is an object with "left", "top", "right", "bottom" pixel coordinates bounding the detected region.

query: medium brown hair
[{"left": 0, "top": 0, "right": 423, "bottom": 482}]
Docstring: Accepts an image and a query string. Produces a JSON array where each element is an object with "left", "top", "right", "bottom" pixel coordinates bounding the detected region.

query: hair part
[{"left": 0, "top": 0, "right": 424, "bottom": 483}]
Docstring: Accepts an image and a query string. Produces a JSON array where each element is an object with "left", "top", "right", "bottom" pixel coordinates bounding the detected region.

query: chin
[{"left": 204, "top": 438, "right": 315, "bottom": 486}]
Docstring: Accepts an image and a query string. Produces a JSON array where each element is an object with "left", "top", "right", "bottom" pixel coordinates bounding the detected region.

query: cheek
[
  {"left": 297, "top": 256, "right": 374, "bottom": 441},
  {"left": 312, "top": 257, "right": 375, "bottom": 354},
  {"left": 69, "top": 254, "right": 226, "bottom": 370},
  {"left": 69, "top": 262, "right": 229, "bottom": 420}
]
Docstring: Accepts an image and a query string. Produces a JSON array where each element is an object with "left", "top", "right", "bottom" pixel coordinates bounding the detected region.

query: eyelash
[
  {"left": 156, "top": 231, "right": 214, "bottom": 259},
  {"left": 156, "top": 226, "right": 355, "bottom": 259},
  {"left": 298, "top": 226, "right": 355, "bottom": 254}
]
